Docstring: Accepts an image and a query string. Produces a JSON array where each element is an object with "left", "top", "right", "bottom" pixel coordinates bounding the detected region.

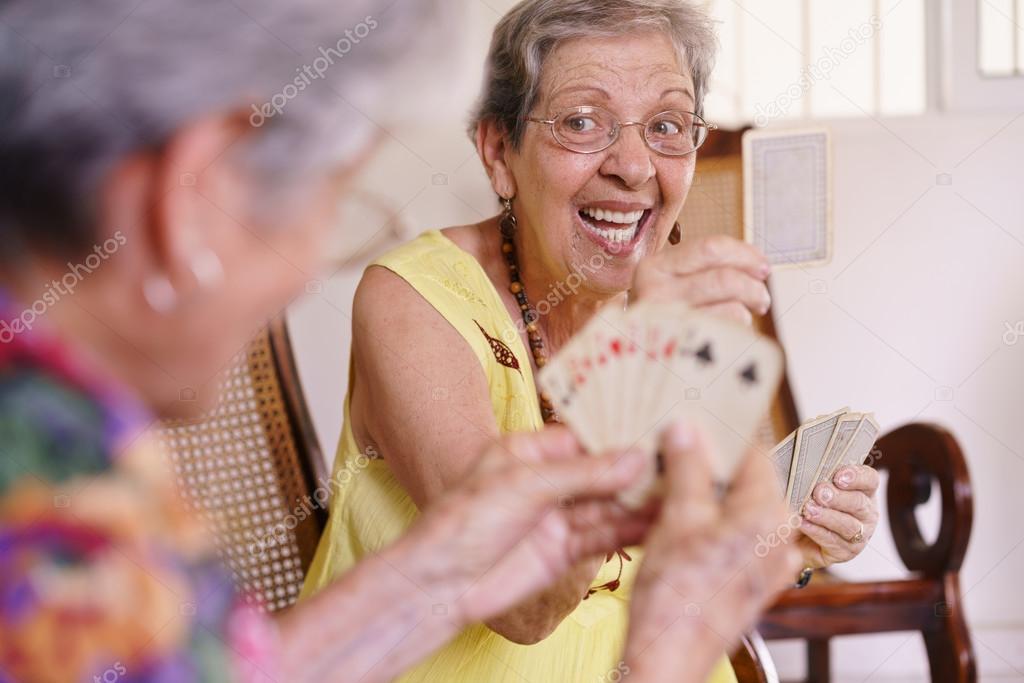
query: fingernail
[
  {"left": 759, "top": 263, "right": 771, "bottom": 278},
  {"left": 668, "top": 421, "right": 694, "bottom": 449},
  {"left": 818, "top": 486, "right": 834, "bottom": 504},
  {"left": 804, "top": 502, "right": 821, "bottom": 518},
  {"left": 836, "top": 470, "right": 854, "bottom": 488}
]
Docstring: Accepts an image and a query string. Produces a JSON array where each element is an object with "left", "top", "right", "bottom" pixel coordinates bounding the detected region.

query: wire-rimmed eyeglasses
[{"left": 527, "top": 105, "right": 717, "bottom": 156}]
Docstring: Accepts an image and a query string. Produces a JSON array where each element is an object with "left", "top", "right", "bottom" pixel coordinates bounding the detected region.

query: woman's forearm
[
  {"left": 277, "top": 535, "right": 464, "bottom": 683},
  {"left": 484, "top": 556, "right": 603, "bottom": 644}
]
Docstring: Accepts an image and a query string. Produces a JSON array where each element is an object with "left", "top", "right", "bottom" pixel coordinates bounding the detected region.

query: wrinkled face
[{"left": 508, "top": 31, "right": 698, "bottom": 295}]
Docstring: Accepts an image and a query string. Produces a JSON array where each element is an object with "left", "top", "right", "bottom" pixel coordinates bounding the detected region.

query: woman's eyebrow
[
  {"left": 549, "top": 84, "right": 612, "bottom": 102},
  {"left": 661, "top": 87, "right": 695, "bottom": 102}
]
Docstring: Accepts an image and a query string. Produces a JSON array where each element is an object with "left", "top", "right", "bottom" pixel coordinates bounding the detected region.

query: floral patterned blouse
[{"left": 0, "top": 291, "right": 279, "bottom": 683}]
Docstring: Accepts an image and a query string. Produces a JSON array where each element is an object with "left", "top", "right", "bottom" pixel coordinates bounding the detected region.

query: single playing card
[
  {"left": 785, "top": 409, "right": 846, "bottom": 511},
  {"left": 809, "top": 413, "right": 863, "bottom": 490},
  {"left": 662, "top": 312, "right": 785, "bottom": 485},
  {"left": 743, "top": 128, "right": 832, "bottom": 268},
  {"left": 769, "top": 429, "right": 796, "bottom": 496},
  {"left": 837, "top": 414, "right": 881, "bottom": 469}
]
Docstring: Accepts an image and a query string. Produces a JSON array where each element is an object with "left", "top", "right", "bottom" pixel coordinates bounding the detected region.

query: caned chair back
[
  {"left": 680, "top": 130, "right": 801, "bottom": 446},
  {"left": 152, "top": 193, "right": 408, "bottom": 613},
  {"left": 153, "top": 320, "right": 328, "bottom": 613}
]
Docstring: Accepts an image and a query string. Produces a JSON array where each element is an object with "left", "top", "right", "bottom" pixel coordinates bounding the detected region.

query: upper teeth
[{"left": 582, "top": 207, "right": 645, "bottom": 224}]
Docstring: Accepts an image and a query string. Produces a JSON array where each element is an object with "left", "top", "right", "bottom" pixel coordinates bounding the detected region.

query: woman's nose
[{"left": 600, "top": 124, "right": 656, "bottom": 189}]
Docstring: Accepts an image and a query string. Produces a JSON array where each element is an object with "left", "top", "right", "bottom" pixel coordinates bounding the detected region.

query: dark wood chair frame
[{"left": 692, "top": 127, "right": 976, "bottom": 682}]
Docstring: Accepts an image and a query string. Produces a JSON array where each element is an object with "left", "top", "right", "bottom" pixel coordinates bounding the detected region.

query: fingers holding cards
[
  {"left": 779, "top": 409, "right": 881, "bottom": 514},
  {"left": 537, "top": 301, "right": 784, "bottom": 508}
]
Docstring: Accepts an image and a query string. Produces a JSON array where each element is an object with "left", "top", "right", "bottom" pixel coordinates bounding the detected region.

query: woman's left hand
[{"left": 797, "top": 465, "right": 881, "bottom": 568}]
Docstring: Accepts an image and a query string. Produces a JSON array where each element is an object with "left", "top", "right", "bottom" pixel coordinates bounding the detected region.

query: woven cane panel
[
  {"left": 678, "top": 155, "right": 745, "bottom": 243},
  {"left": 154, "top": 329, "right": 319, "bottom": 613},
  {"left": 681, "top": 154, "right": 793, "bottom": 446}
]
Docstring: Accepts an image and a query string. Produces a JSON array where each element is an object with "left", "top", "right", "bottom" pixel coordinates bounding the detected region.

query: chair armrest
[
  {"left": 873, "top": 422, "right": 973, "bottom": 577},
  {"left": 730, "top": 632, "right": 778, "bottom": 683}
]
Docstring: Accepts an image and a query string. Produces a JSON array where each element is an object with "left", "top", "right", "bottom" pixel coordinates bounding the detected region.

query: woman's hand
[
  {"left": 798, "top": 465, "right": 881, "bottom": 568},
  {"left": 623, "top": 423, "right": 801, "bottom": 683},
  {"left": 395, "top": 427, "right": 655, "bottom": 630},
  {"left": 281, "top": 429, "right": 653, "bottom": 683},
  {"left": 632, "top": 235, "right": 772, "bottom": 325}
]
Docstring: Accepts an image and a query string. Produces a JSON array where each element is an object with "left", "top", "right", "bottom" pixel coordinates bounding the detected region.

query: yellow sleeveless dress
[{"left": 301, "top": 230, "right": 736, "bottom": 683}]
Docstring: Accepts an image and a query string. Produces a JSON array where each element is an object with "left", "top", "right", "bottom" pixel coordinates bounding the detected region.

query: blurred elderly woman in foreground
[
  {"left": 0, "top": 0, "right": 800, "bottom": 681},
  {"left": 305, "top": 1, "right": 881, "bottom": 681}
]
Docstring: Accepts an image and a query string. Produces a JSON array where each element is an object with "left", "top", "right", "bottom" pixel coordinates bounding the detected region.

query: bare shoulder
[
  {"left": 441, "top": 220, "right": 508, "bottom": 291},
  {"left": 440, "top": 221, "right": 502, "bottom": 267},
  {"left": 352, "top": 265, "right": 448, "bottom": 341}
]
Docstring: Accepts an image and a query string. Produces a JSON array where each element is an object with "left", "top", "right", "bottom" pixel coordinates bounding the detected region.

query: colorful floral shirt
[{"left": 0, "top": 291, "right": 279, "bottom": 683}]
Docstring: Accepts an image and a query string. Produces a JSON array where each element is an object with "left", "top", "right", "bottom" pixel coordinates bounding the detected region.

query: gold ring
[{"left": 849, "top": 523, "right": 865, "bottom": 544}]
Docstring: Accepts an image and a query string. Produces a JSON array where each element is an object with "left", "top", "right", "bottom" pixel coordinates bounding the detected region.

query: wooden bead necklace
[{"left": 499, "top": 198, "right": 559, "bottom": 424}]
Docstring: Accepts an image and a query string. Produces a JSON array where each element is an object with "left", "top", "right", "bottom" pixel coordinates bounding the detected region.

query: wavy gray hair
[
  {"left": 0, "top": 0, "right": 450, "bottom": 261},
  {"left": 469, "top": 0, "right": 717, "bottom": 147}
]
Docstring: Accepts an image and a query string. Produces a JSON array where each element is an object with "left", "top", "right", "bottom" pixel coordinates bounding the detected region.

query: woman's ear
[
  {"left": 145, "top": 111, "right": 252, "bottom": 283},
  {"left": 475, "top": 118, "right": 518, "bottom": 199}
]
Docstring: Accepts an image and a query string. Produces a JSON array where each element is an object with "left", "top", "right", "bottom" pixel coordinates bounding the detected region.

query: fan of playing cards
[
  {"left": 537, "top": 301, "right": 785, "bottom": 507},
  {"left": 770, "top": 409, "right": 880, "bottom": 513},
  {"left": 538, "top": 301, "right": 881, "bottom": 511}
]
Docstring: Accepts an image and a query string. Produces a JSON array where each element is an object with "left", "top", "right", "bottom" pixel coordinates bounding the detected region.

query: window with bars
[
  {"left": 979, "top": 0, "right": 1024, "bottom": 76},
  {"left": 702, "top": 0, "right": 927, "bottom": 126}
]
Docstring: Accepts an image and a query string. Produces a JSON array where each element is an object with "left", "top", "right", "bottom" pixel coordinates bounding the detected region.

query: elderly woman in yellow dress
[
  {"left": 302, "top": 0, "right": 882, "bottom": 681},
  {"left": 0, "top": 0, "right": 805, "bottom": 681}
]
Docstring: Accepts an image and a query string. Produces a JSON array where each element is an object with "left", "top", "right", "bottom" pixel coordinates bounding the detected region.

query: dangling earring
[
  {"left": 189, "top": 246, "right": 224, "bottom": 290},
  {"left": 499, "top": 196, "right": 517, "bottom": 238},
  {"left": 143, "top": 274, "right": 177, "bottom": 314},
  {"left": 669, "top": 221, "right": 682, "bottom": 245}
]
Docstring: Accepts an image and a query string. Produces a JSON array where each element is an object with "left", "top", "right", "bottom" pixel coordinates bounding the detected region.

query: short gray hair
[
  {"left": 469, "top": 0, "right": 717, "bottom": 147},
  {"left": 0, "top": 0, "right": 450, "bottom": 261}
]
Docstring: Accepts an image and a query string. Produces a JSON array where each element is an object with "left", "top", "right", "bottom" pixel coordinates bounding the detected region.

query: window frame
[{"left": 938, "top": 0, "right": 1024, "bottom": 111}]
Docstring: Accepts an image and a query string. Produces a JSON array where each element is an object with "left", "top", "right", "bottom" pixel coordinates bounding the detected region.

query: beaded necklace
[{"left": 498, "top": 200, "right": 629, "bottom": 597}]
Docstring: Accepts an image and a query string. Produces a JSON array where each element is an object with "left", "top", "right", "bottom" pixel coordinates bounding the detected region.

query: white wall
[
  {"left": 284, "top": 3, "right": 1024, "bottom": 679},
  {"left": 763, "top": 113, "right": 1024, "bottom": 682}
]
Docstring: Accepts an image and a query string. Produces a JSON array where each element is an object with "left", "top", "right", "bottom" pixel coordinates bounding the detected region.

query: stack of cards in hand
[
  {"left": 537, "top": 301, "right": 785, "bottom": 508},
  {"left": 770, "top": 409, "right": 880, "bottom": 513}
]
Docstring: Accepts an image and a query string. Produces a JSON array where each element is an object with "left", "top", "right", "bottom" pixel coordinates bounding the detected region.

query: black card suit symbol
[
  {"left": 695, "top": 342, "right": 714, "bottom": 365},
  {"left": 740, "top": 362, "right": 758, "bottom": 385}
]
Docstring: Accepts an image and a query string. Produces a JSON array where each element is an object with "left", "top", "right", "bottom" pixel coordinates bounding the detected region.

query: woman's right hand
[
  {"left": 624, "top": 422, "right": 801, "bottom": 683},
  {"left": 631, "top": 235, "right": 772, "bottom": 326}
]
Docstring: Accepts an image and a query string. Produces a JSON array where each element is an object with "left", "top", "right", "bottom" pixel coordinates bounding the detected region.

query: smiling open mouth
[{"left": 577, "top": 206, "right": 653, "bottom": 248}]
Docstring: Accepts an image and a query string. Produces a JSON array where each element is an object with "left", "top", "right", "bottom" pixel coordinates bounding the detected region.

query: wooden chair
[
  {"left": 152, "top": 188, "right": 409, "bottom": 613},
  {"left": 681, "top": 128, "right": 977, "bottom": 683},
  {"left": 153, "top": 319, "right": 329, "bottom": 613}
]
